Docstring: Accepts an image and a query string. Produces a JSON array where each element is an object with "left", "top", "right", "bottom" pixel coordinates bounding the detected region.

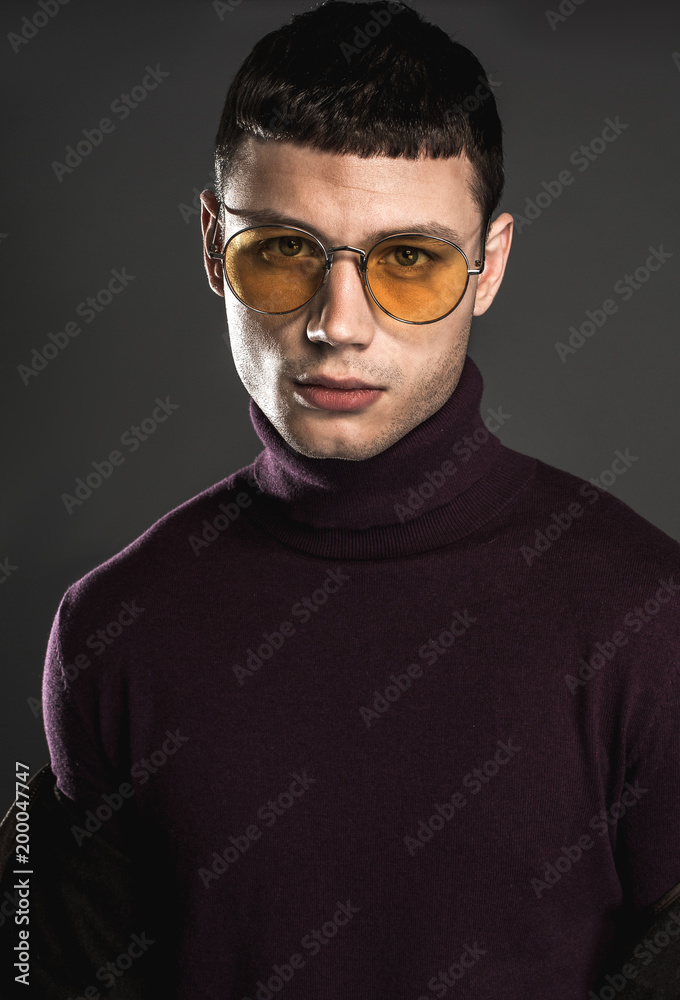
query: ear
[
  {"left": 472, "top": 211, "right": 513, "bottom": 317},
  {"left": 200, "top": 189, "right": 225, "bottom": 298}
]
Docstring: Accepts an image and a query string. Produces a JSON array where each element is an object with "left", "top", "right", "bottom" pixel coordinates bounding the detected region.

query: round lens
[
  {"left": 224, "top": 226, "right": 326, "bottom": 314},
  {"left": 366, "top": 235, "right": 471, "bottom": 323}
]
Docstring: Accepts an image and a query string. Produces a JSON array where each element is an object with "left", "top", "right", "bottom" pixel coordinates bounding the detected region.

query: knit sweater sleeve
[
  {"left": 616, "top": 648, "right": 680, "bottom": 911},
  {"left": 41, "top": 576, "right": 136, "bottom": 850}
]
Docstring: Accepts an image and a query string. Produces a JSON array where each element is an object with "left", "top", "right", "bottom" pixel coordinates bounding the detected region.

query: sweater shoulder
[
  {"left": 509, "top": 449, "right": 680, "bottom": 587},
  {"left": 57, "top": 463, "right": 260, "bottom": 621}
]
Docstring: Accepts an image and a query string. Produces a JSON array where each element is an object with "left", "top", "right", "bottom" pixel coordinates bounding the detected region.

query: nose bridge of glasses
[
  {"left": 327, "top": 244, "right": 366, "bottom": 259},
  {"left": 325, "top": 245, "right": 368, "bottom": 278}
]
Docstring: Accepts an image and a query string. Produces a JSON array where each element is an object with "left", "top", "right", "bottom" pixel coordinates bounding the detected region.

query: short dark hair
[{"left": 214, "top": 0, "right": 504, "bottom": 224}]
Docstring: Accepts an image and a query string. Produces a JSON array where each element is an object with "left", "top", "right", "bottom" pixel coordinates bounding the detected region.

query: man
[{"left": 38, "top": 1, "right": 680, "bottom": 997}]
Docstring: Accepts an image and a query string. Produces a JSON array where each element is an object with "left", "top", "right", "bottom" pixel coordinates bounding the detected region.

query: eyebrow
[{"left": 223, "top": 204, "right": 466, "bottom": 247}]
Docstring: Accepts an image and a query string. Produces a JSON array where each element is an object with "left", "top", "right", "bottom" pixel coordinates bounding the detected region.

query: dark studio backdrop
[{"left": 1, "top": 0, "right": 679, "bottom": 811}]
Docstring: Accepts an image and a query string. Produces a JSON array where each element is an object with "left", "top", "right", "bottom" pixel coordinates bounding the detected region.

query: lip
[
  {"left": 293, "top": 380, "right": 385, "bottom": 412},
  {"left": 294, "top": 375, "right": 382, "bottom": 390}
]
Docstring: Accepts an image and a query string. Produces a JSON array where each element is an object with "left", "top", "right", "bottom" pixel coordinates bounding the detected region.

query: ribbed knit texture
[{"left": 43, "top": 356, "right": 680, "bottom": 999}]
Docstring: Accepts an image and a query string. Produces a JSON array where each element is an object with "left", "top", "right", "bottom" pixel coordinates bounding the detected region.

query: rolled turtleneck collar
[{"left": 241, "top": 355, "right": 536, "bottom": 560}]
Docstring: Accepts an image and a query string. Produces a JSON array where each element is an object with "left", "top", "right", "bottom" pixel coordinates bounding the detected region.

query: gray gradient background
[{"left": 1, "top": 0, "right": 679, "bottom": 811}]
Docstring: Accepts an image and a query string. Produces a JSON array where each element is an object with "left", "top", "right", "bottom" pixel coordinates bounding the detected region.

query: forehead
[{"left": 223, "top": 137, "right": 482, "bottom": 243}]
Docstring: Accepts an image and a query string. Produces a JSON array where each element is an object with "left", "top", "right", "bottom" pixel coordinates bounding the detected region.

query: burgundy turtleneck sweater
[{"left": 43, "top": 356, "right": 680, "bottom": 999}]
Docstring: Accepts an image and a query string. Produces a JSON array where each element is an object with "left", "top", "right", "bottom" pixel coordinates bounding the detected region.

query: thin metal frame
[{"left": 208, "top": 203, "right": 489, "bottom": 325}]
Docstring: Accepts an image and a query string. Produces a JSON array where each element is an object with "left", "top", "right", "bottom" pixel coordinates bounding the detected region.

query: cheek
[
  {"left": 224, "top": 306, "right": 289, "bottom": 388},
  {"left": 401, "top": 314, "right": 471, "bottom": 389},
  {"left": 226, "top": 303, "right": 269, "bottom": 355},
  {"left": 400, "top": 313, "right": 469, "bottom": 368}
]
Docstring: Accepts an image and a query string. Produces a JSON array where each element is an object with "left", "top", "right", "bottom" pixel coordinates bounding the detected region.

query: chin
[
  {"left": 276, "top": 420, "right": 375, "bottom": 461},
  {"left": 292, "top": 426, "right": 403, "bottom": 462},
  {"left": 287, "top": 436, "right": 367, "bottom": 461}
]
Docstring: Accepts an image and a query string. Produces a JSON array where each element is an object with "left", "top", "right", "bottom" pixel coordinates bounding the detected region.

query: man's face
[{"left": 202, "top": 138, "right": 512, "bottom": 460}]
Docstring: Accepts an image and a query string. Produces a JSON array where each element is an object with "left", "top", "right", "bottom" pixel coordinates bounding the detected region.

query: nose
[{"left": 305, "top": 250, "right": 376, "bottom": 347}]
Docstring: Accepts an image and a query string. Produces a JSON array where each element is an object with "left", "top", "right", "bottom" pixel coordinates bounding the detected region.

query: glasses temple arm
[
  {"left": 207, "top": 199, "right": 224, "bottom": 259},
  {"left": 469, "top": 215, "right": 492, "bottom": 275}
]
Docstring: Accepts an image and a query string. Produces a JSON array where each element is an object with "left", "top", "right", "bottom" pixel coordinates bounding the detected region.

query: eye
[
  {"left": 277, "top": 236, "right": 304, "bottom": 257},
  {"left": 376, "top": 244, "right": 438, "bottom": 268},
  {"left": 261, "top": 236, "right": 320, "bottom": 258},
  {"left": 391, "top": 246, "right": 428, "bottom": 267}
]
